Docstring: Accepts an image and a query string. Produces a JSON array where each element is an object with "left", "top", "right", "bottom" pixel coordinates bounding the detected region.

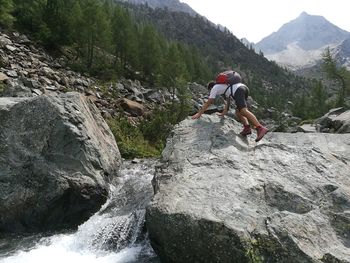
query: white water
[
  {"left": 0, "top": 159, "right": 158, "bottom": 263},
  {"left": 1, "top": 235, "right": 143, "bottom": 263}
]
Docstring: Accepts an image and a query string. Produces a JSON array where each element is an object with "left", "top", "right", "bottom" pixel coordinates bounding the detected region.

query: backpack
[
  {"left": 215, "top": 71, "right": 242, "bottom": 85},
  {"left": 215, "top": 71, "right": 242, "bottom": 99}
]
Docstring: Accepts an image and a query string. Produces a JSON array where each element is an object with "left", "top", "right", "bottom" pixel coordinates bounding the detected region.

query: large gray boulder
[
  {"left": 0, "top": 92, "right": 121, "bottom": 233},
  {"left": 316, "top": 108, "right": 350, "bottom": 133},
  {"left": 146, "top": 114, "right": 350, "bottom": 262}
]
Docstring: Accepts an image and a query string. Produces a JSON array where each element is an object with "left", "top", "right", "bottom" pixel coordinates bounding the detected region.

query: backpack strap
[{"left": 223, "top": 84, "right": 233, "bottom": 99}]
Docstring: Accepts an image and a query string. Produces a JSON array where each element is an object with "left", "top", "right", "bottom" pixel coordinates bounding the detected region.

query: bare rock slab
[{"left": 146, "top": 114, "right": 350, "bottom": 262}]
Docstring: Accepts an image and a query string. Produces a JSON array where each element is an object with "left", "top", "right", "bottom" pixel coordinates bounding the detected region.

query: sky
[{"left": 179, "top": 0, "right": 350, "bottom": 43}]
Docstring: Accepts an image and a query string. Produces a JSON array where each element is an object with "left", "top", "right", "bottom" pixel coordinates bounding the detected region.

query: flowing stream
[{"left": 0, "top": 159, "right": 159, "bottom": 263}]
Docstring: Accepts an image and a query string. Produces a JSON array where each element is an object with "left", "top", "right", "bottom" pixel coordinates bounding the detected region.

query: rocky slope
[
  {"left": 0, "top": 30, "right": 186, "bottom": 122},
  {"left": 146, "top": 114, "right": 350, "bottom": 262}
]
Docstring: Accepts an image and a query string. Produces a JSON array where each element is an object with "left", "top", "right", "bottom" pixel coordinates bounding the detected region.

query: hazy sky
[{"left": 180, "top": 0, "right": 350, "bottom": 43}]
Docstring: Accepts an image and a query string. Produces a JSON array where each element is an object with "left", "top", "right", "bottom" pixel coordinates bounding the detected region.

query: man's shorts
[{"left": 234, "top": 85, "right": 249, "bottom": 110}]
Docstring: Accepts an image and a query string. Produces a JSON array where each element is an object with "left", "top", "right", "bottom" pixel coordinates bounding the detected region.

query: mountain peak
[
  {"left": 295, "top": 11, "right": 326, "bottom": 24},
  {"left": 254, "top": 12, "right": 350, "bottom": 71},
  {"left": 299, "top": 11, "right": 309, "bottom": 17},
  {"left": 256, "top": 13, "right": 350, "bottom": 54}
]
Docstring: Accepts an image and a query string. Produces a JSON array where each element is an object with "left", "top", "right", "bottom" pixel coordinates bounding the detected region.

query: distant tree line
[{"left": 292, "top": 48, "right": 350, "bottom": 120}]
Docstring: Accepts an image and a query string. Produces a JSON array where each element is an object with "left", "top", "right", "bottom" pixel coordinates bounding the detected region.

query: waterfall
[{"left": 0, "top": 159, "right": 159, "bottom": 263}]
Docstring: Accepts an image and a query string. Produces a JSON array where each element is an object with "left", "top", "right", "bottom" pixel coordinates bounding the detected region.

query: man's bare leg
[{"left": 238, "top": 107, "right": 261, "bottom": 128}]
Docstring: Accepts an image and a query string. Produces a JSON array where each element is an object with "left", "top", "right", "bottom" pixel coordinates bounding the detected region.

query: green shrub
[
  {"left": 0, "top": 82, "right": 6, "bottom": 95},
  {"left": 140, "top": 102, "right": 191, "bottom": 146},
  {"left": 298, "top": 119, "right": 315, "bottom": 125},
  {"left": 140, "top": 107, "right": 174, "bottom": 145},
  {"left": 107, "top": 100, "right": 192, "bottom": 159},
  {"left": 107, "top": 116, "right": 161, "bottom": 159}
]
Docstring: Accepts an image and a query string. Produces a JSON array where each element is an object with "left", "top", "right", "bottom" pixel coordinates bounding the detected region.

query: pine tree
[
  {"left": 322, "top": 47, "right": 350, "bottom": 106},
  {"left": 0, "top": 0, "right": 14, "bottom": 27},
  {"left": 79, "top": 0, "right": 111, "bottom": 70},
  {"left": 161, "top": 43, "right": 186, "bottom": 88},
  {"left": 111, "top": 6, "right": 133, "bottom": 71},
  {"left": 12, "top": 0, "right": 47, "bottom": 34},
  {"left": 43, "top": 0, "right": 78, "bottom": 47},
  {"left": 70, "top": 1, "right": 84, "bottom": 58},
  {"left": 139, "top": 24, "right": 161, "bottom": 85},
  {"left": 310, "top": 81, "right": 328, "bottom": 117},
  {"left": 124, "top": 23, "right": 140, "bottom": 71}
]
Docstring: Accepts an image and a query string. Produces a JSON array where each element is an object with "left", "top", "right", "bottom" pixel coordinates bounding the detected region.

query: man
[{"left": 192, "top": 78, "right": 268, "bottom": 142}]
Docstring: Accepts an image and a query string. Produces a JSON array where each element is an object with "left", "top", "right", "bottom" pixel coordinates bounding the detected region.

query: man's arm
[{"left": 192, "top": 98, "right": 214, "bottom": 119}]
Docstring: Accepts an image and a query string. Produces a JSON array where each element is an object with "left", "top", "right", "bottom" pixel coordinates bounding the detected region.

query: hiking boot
[
  {"left": 240, "top": 125, "right": 252, "bottom": 136},
  {"left": 255, "top": 126, "right": 268, "bottom": 142}
]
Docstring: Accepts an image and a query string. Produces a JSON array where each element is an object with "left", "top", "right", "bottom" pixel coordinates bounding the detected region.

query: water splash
[{"left": 0, "top": 159, "right": 159, "bottom": 263}]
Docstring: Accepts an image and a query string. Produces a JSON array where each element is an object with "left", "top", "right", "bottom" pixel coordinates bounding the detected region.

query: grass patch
[
  {"left": 107, "top": 116, "right": 161, "bottom": 159},
  {"left": 107, "top": 101, "right": 192, "bottom": 159}
]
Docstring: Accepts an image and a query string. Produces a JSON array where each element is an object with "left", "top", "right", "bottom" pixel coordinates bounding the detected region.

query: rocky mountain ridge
[
  {"left": 116, "top": 0, "right": 197, "bottom": 16},
  {"left": 335, "top": 37, "right": 350, "bottom": 69}
]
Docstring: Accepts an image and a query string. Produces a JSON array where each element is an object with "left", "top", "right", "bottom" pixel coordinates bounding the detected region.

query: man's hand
[
  {"left": 191, "top": 98, "right": 214, "bottom": 120},
  {"left": 191, "top": 112, "right": 202, "bottom": 119}
]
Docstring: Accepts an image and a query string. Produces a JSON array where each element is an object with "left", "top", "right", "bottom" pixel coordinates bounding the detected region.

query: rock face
[
  {"left": 146, "top": 114, "right": 350, "bottom": 262},
  {"left": 316, "top": 108, "right": 350, "bottom": 133},
  {"left": 0, "top": 92, "right": 121, "bottom": 233}
]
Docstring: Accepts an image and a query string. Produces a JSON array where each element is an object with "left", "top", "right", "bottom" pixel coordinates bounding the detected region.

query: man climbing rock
[{"left": 192, "top": 70, "right": 268, "bottom": 142}]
